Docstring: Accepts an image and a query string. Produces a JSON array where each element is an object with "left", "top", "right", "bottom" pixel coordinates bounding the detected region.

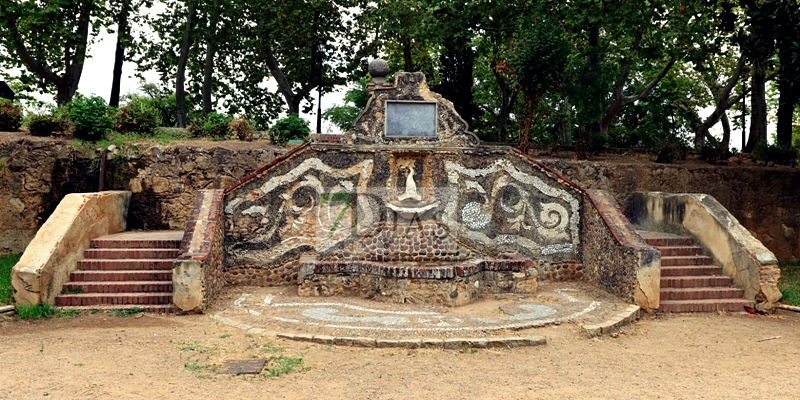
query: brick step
[
  {"left": 660, "top": 256, "right": 714, "bottom": 266},
  {"left": 661, "top": 275, "right": 733, "bottom": 288},
  {"left": 657, "top": 246, "right": 704, "bottom": 257},
  {"left": 55, "top": 293, "right": 173, "bottom": 307},
  {"left": 77, "top": 259, "right": 174, "bottom": 271},
  {"left": 660, "top": 265, "right": 723, "bottom": 277},
  {"left": 660, "top": 287, "right": 745, "bottom": 301},
  {"left": 70, "top": 270, "right": 172, "bottom": 282},
  {"left": 90, "top": 238, "right": 181, "bottom": 249},
  {"left": 56, "top": 304, "right": 175, "bottom": 314},
  {"left": 84, "top": 249, "right": 181, "bottom": 260},
  {"left": 62, "top": 281, "right": 173, "bottom": 294},
  {"left": 659, "top": 299, "right": 753, "bottom": 313},
  {"left": 643, "top": 237, "right": 695, "bottom": 247}
]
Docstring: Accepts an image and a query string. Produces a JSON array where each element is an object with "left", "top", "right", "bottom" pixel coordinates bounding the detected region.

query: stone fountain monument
[{"left": 221, "top": 59, "right": 661, "bottom": 309}]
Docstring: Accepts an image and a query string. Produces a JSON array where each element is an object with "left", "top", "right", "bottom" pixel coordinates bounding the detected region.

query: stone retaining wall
[
  {"left": 539, "top": 158, "right": 800, "bottom": 261},
  {"left": 3, "top": 135, "right": 800, "bottom": 263}
]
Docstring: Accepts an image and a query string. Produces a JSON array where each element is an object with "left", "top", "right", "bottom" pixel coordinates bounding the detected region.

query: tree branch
[
  {"left": 4, "top": 15, "right": 61, "bottom": 85},
  {"left": 622, "top": 55, "right": 678, "bottom": 106},
  {"left": 262, "top": 43, "right": 297, "bottom": 106}
]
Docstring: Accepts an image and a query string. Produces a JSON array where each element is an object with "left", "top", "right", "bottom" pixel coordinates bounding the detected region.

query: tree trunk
[
  {"left": 435, "top": 38, "right": 475, "bottom": 127},
  {"left": 288, "top": 96, "right": 301, "bottom": 116},
  {"left": 492, "top": 67, "right": 517, "bottom": 144},
  {"left": 176, "top": 1, "right": 196, "bottom": 128},
  {"left": 720, "top": 112, "right": 731, "bottom": 149},
  {"left": 402, "top": 37, "right": 414, "bottom": 72},
  {"left": 586, "top": 26, "right": 602, "bottom": 138},
  {"left": 559, "top": 95, "right": 573, "bottom": 146},
  {"left": 776, "top": 79, "right": 797, "bottom": 150},
  {"left": 110, "top": 0, "right": 132, "bottom": 108},
  {"left": 203, "top": 38, "right": 216, "bottom": 115},
  {"left": 744, "top": 65, "right": 767, "bottom": 152},
  {"left": 517, "top": 94, "right": 534, "bottom": 155}
]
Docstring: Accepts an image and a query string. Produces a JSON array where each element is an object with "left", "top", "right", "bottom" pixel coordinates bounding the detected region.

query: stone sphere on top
[{"left": 368, "top": 59, "right": 389, "bottom": 82}]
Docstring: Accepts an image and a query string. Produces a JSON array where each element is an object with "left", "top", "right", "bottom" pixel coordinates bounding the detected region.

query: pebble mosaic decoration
[
  {"left": 224, "top": 288, "right": 602, "bottom": 332},
  {"left": 220, "top": 70, "right": 609, "bottom": 305}
]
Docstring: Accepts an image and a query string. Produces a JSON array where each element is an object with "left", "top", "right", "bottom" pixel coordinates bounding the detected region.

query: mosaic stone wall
[{"left": 222, "top": 146, "right": 584, "bottom": 284}]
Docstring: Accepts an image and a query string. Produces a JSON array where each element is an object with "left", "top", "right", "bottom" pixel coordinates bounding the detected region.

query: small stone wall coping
[
  {"left": 11, "top": 191, "right": 130, "bottom": 305},
  {"left": 172, "top": 189, "right": 225, "bottom": 313}
]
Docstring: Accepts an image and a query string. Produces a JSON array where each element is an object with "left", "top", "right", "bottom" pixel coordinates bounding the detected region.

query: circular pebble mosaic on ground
[{"left": 210, "top": 282, "right": 631, "bottom": 339}]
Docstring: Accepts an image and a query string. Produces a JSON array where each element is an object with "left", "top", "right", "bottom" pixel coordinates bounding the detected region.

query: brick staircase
[
  {"left": 55, "top": 231, "right": 184, "bottom": 313},
  {"left": 638, "top": 231, "right": 753, "bottom": 313}
]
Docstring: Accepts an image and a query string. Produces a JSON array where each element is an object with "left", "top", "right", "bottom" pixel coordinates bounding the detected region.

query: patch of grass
[
  {"left": 90, "top": 309, "right": 101, "bottom": 314},
  {"left": 184, "top": 362, "right": 213, "bottom": 372},
  {"left": 779, "top": 261, "right": 800, "bottom": 306},
  {"left": 220, "top": 333, "right": 232, "bottom": 339},
  {"left": 178, "top": 340, "right": 218, "bottom": 354},
  {"left": 260, "top": 343, "right": 285, "bottom": 354},
  {"left": 262, "top": 356, "right": 309, "bottom": 379},
  {"left": 16, "top": 303, "right": 82, "bottom": 319},
  {"left": 71, "top": 128, "right": 192, "bottom": 151},
  {"left": 0, "top": 253, "right": 21, "bottom": 304},
  {"left": 110, "top": 307, "right": 146, "bottom": 317}
]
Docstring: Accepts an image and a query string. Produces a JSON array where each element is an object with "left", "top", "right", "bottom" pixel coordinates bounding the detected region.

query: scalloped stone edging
[
  {"left": 581, "top": 304, "right": 641, "bottom": 338},
  {"left": 210, "top": 315, "right": 546, "bottom": 349}
]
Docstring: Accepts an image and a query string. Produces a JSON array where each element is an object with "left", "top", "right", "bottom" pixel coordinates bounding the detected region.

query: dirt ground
[{"left": 1, "top": 310, "right": 799, "bottom": 399}]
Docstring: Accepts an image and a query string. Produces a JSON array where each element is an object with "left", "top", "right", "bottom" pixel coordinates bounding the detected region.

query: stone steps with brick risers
[
  {"left": 55, "top": 231, "right": 183, "bottom": 314},
  {"left": 638, "top": 230, "right": 753, "bottom": 313}
]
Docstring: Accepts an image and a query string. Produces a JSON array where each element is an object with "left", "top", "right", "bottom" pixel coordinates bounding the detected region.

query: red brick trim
[
  {"left": 224, "top": 142, "right": 312, "bottom": 194},
  {"left": 584, "top": 189, "right": 653, "bottom": 252}
]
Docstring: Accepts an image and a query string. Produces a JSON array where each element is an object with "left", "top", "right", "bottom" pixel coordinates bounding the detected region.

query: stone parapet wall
[
  {"left": 629, "top": 191, "right": 781, "bottom": 311},
  {"left": 172, "top": 189, "right": 225, "bottom": 313},
  {"left": 11, "top": 191, "right": 130, "bottom": 305},
  {"left": 582, "top": 190, "right": 661, "bottom": 311},
  {"left": 539, "top": 158, "right": 800, "bottom": 261}
]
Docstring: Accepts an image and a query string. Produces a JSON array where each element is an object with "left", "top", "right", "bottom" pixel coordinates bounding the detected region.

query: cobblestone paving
[{"left": 210, "top": 282, "right": 631, "bottom": 339}]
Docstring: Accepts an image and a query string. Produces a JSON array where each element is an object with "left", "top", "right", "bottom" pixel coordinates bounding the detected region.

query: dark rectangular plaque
[{"left": 385, "top": 101, "right": 437, "bottom": 138}]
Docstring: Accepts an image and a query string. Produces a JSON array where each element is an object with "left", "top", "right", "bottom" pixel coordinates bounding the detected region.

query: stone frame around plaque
[{"left": 384, "top": 100, "right": 438, "bottom": 139}]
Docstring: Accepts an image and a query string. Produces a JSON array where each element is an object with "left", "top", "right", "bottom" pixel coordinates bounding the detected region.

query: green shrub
[
  {"left": 0, "top": 99, "right": 23, "bottom": 132},
  {"left": 654, "top": 136, "right": 689, "bottom": 164},
  {"left": 0, "top": 253, "right": 21, "bottom": 304},
  {"left": 229, "top": 117, "right": 254, "bottom": 141},
  {"left": 113, "top": 96, "right": 161, "bottom": 135},
  {"left": 779, "top": 261, "right": 800, "bottom": 306},
  {"left": 68, "top": 94, "right": 113, "bottom": 141},
  {"left": 188, "top": 112, "right": 232, "bottom": 139},
  {"left": 26, "top": 106, "right": 73, "bottom": 137},
  {"left": 270, "top": 114, "right": 310, "bottom": 145},
  {"left": 754, "top": 140, "right": 797, "bottom": 165}
]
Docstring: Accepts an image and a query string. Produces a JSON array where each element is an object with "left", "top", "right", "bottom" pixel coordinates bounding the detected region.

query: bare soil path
[{"left": 1, "top": 310, "right": 799, "bottom": 399}]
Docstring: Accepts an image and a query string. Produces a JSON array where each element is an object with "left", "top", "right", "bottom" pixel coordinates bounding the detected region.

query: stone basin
[{"left": 297, "top": 257, "right": 538, "bottom": 307}]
